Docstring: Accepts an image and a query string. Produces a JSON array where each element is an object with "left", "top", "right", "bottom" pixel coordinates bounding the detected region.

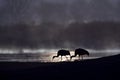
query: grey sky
[{"left": 0, "top": 0, "right": 120, "bottom": 25}]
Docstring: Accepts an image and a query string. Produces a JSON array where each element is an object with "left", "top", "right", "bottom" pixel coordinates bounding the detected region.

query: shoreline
[{"left": 0, "top": 54, "right": 120, "bottom": 80}]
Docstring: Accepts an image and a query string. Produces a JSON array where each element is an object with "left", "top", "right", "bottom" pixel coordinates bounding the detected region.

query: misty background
[{"left": 0, "top": 0, "right": 120, "bottom": 50}]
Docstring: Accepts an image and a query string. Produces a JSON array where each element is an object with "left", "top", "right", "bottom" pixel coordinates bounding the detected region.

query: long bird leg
[
  {"left": 65, "top": 56, "right": 69, "bottom": 61},
  {"left": 61, "top": 56, "right": 62, "bottom": 61},
  {"left": 78, "top": 55, "right": 80, "bottom": 60},
  {"left": 81, "top": 56, "right": 83, "bottom": 60}
]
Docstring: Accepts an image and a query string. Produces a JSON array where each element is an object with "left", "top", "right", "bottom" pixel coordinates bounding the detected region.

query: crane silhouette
[
  {"left": 52, "top": 49, "right": 71, "bottom": 61},
  {"left": 71, "top": 48, "right": 89, "bottom": 60}
]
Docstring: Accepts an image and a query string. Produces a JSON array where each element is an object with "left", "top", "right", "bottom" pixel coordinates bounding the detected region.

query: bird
[
  {"left": 52, "top": 49, "right": 71, "bottom": 61},
  {"left": 71, "top": 48, "right": 89, "bottom": 60}
]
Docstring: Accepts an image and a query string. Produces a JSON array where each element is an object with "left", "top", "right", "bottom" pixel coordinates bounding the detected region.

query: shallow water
[
  {"left": 0, "top": 53, "right": 98, "bottom": 62},
  {"left": 0, "top": 49, "right": 119, "bottom": 62}
]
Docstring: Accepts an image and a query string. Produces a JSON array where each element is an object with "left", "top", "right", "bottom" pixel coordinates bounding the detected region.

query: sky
[
  {"left": 0, "top": 0, "right": 120, "bottom": 50},
  {"left": 0, "top": 0, "right": 120, "bottom": 25}
]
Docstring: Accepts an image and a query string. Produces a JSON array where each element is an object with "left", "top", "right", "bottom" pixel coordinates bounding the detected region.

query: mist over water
[
  {"left": 0, "top": 0, "right": 120, "bottom": 62},
  {"left": 0, "top": 21, "right": 120, "bottom": 62},
  {"left": 0, "top": 48, "right": 119, "bottom": 62}
]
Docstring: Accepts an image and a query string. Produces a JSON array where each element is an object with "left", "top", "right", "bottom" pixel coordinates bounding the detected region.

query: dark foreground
[{"left": 0, "top": 54, "right": 120, "bottom": 80}]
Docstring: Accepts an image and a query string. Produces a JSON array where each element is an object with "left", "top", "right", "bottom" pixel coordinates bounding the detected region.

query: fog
[
  {"left": 0, "top": 0, "right": 120, "bottom": 25},
  {"left": 0, "top": 22, "right": 120, "bottom": 50},
  {"left": 0, "top": 0, "right": 120, "bottom": 59}
]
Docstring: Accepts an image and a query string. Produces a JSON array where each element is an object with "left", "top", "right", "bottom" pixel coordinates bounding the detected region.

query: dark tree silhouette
[
  {"left": 71, "top": 48, "right": 89, "bottom": 60},
  {"left": 52, "top": 50, "right": 71, "bottom": 61}
]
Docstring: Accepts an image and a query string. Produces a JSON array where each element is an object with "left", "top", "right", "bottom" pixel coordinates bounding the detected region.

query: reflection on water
[{"left": 0, "top": 49, "right": 119, "bottom": 62}]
